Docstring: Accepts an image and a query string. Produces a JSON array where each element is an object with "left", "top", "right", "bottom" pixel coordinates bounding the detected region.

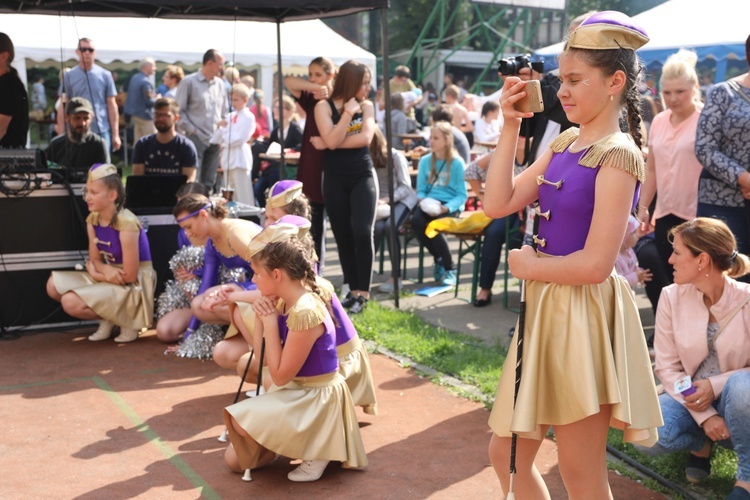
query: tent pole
[
  {"left": 277, "top": 20, "right": 286, "bottom": 179},
  {"left": 380, "top": 7, "right": 399, "bottom": 309}
]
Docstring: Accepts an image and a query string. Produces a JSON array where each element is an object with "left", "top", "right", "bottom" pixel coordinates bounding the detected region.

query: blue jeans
[
  {"left": 253, "top": 167, "right": 280, "bottom": 208},
  {"left": 479, "top": 215, "right": 521, "bottom": 290},
  {"left": 637, "top": 372, "right": 750, "bottom": 482}
]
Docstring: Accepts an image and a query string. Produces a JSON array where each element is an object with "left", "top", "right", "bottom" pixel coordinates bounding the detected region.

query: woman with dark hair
[
  {"left": 0, "top": 32, "right": 29, "bottom": 147},
  {"left": 285, "top": 56, "right": 336, "bottom": 274},
  {"left": 314, "top": 60, "right": 377, "bottom": 314},
  {"left": 695, "top": 35, "right": 750, "bottom": 257}
]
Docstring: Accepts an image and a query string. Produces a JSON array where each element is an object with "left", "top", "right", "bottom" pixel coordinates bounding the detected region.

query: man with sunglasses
[{"left": 57, "top": 38, "right": 121, "bottom": 152}]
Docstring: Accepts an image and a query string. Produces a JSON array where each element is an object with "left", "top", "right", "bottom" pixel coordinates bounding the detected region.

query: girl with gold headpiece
[
  {"left": 223, "top": 221, "right": 367, "bottom": 482},
  {"left": 172, "top": 194, "right": 262, "bottom": 374},
  {"left": 46, "top": 163, "right": 156, "bottom": 343},
  {"left": 484, "top": 11, "right": 663, "bottom": 497},
  {"left": 230, "top": 180, "right": 378, "bottom": 414}
]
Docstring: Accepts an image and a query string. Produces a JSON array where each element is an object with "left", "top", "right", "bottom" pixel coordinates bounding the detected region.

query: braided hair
[
  {"left": 571, "top": 47, "right": 645, "bottom": 150},
  {"left": 253, "top": 237, "right": 333, "bottom": 317}
]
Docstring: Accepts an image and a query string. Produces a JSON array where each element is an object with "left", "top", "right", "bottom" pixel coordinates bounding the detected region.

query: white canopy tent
[
  {"left": 534, "top": 0, "right": 748, "bottom": 82},
  {"left": 5, "top": 13, "right": 377, "bottom": 103}
]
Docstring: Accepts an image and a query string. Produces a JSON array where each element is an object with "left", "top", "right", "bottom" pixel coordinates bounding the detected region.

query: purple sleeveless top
[
  {"left": 330, "top": 293, "right": 357, "bottom": 346},
  {"left": 279, "top": 303, "right": 338, "bottom": 377},
  {"left": 536, "top": 149, "right": 639, "bottom": 257},
  {"left": 92, "top": 213, "right": 151, "bottom": 264}
]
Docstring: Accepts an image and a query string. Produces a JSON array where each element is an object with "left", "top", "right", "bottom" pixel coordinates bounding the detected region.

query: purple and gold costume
[
  {"left": 224, "top": 292, "right": 367, "bottom": 471},
  {"left": 51, "top": 209, "right": 156, "bottom": 330},
  {"left": 185, "top": 219, "right": 261, "bottom": 334},
  {"left": 318, "top": 277, "right": 378, "bottom": 414},
  {"left": 488, "top": 128, "right": 662, "bottom": 446}
]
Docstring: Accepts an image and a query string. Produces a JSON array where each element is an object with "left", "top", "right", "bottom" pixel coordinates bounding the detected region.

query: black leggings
[
  {"left": 410, "top": 206, "right": 457, "bottom": 270},
  {"left": 309, "top": 201, "right": 326, "bottom": 276},
  {"left": 323, "top": 170, "right": 378, "bottom": 292},
  {"left": 634, "top": 236, "right": 670, "bottom": 315},
  {"left": 654, "top": 213, "right": 686, "bottom": 283}
]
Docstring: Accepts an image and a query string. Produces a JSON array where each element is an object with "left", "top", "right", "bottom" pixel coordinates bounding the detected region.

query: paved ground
[{"left": 0, "top": 230, "right": 665, "bottom": 499}]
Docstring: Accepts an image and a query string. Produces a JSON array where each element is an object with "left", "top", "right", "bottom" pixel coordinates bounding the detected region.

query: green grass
[
  {"left": 351, "top": 301, "right": 505, "bottom": 403},
  {"left": 351, "top": 300, "right": 739, "bottom": 499}
]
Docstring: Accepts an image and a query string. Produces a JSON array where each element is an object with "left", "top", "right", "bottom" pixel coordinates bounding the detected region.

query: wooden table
[{"left": 473, "top": 140, "right": 497, "bottom": 149}]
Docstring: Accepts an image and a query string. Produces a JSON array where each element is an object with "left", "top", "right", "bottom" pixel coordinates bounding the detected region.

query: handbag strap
[
  {"left": 424, "top": 159, "right": 447, "bottom": 197},
  {"left": 708, "top": 294, "right": 750, "bottom": 352},
  {"left": 727, "top": 80, "right": 750, "bottom": 106}
]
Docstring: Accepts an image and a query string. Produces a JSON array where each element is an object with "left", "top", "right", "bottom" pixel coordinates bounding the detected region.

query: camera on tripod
[{"left": 498, "top": 54, "right": 545, "bottom": 76}]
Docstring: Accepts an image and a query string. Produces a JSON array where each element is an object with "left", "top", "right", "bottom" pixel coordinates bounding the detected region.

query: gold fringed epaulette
[
  {"left": 286, "top": 292, "right": 328, "bottom": 332},
  {"left": 113, "top": 209, "right": 142, "bottom": 232},
  {"left": 86, "top": 212, "right": 99, "bottom": 226},
  {"left": 579, "top": 133, "right": 645, "bottom": 182},
  {"left": 550, "top": 127, "right": 580, "bottom": 153},
  {"left": 550, "top": 128, "right": 644, "bottom": 183},
  {"left": 314, "top": 276, "right": 335, "bottom": 304}
]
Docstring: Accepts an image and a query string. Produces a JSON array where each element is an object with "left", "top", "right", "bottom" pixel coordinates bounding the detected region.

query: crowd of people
[{"left": 2, "top": 13, "right": 750, "bottom": 496}]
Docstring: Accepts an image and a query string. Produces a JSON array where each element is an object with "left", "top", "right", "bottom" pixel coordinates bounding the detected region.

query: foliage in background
[{"left": 327, "top": 0, "right": 669, "bottom": 57}]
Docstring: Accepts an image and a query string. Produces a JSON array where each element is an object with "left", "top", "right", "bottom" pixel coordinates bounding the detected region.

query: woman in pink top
[
  {"left": 639, "top": 218, "right": 750, "bottom": 497},
  {"left": 638, "top": 49, "right": 704, "bottom": 279}
]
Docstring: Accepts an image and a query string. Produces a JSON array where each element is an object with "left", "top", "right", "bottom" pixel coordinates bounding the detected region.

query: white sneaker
[
  {"left": 377, "top": 279, "right": 402, "bottom": 293},
  {"left": 114, "top": 327, "right": 139, "bottom": 343},
  {"left": 287, "top": 460, "right": 329, "bottom": 482},
  {"left": 89, "top": 320, "right": 115, "bottom": 341}
]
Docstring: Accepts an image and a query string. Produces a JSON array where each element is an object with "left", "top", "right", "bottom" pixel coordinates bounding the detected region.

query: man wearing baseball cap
[{"left": 46, "top": 96, "right": 110, "bottom": 173}]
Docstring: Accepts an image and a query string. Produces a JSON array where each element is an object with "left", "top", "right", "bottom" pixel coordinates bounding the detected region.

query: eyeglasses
[{"left": 78, "top": 47, "right": 95, "bottom": 53}]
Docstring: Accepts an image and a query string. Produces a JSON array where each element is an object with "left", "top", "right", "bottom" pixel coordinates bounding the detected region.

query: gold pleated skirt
[
  {"left": 224, "top": 371, "right": 368, "bottom": 470},
  {"left": 52, "top": 262, "right": 156, "bottom": 330},
  {"left": 488, "top": 270, "right": 662, "bottom": 446},
  {"left": 337, "top": 337, "right": 378, "bottom": 415}
]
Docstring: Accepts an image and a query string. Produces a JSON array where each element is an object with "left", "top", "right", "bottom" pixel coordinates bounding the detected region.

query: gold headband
[
  {"left": 87, "top": 163, "right": 118, "bottom": 182},
  {"left": 266, "top": 181, "right": 303, "bottom": 209},
  {"left": 244, "top": 222, "right": 300, "bottom": 260}
]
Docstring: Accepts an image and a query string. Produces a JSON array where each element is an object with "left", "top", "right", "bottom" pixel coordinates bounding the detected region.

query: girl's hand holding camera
[
  {"left": 500, "top": 77, "right": 536, "bottom": 123},
  {"left": 507, "top": 245, "right": 538, "bottom": 280}
]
